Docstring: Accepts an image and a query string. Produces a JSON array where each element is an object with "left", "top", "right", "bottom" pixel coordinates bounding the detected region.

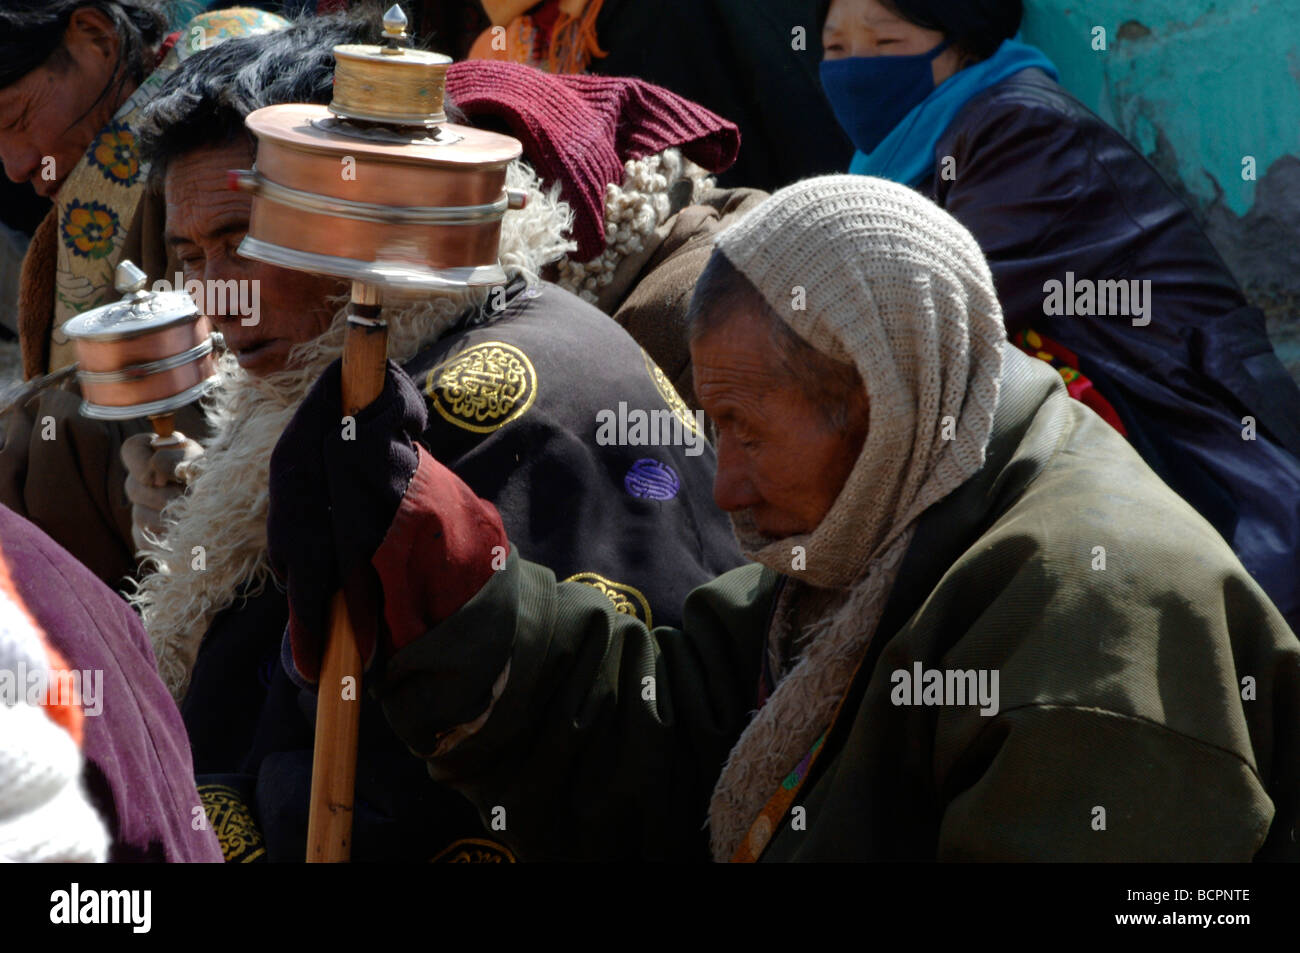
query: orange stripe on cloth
[
  {"left": 731, "top": 647, "right": 873, "bottom": 862},
  {"left": 547, "top": 0, "right": 608, "bottom": 74},
  {"left": 0, "top": 544, "right": 83, "bottom": 746}
]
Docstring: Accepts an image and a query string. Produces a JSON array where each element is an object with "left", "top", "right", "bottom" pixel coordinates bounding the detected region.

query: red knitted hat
[{"left": 446, "top": 60, "right": 741, "bottom": 262}]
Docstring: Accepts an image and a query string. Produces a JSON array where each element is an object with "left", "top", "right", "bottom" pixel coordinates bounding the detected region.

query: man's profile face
[
  {"left": 163, "top": 138, "right": 341, "bottom": 376},
  {"left": 691, "top": 309, "right": 869, "bottom": 541}
]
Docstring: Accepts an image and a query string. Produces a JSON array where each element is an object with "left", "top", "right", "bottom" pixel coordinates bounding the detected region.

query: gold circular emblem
[
  {"left": 564, "top": 572, "right": 653, "bottom": 628},
  {"left": 642, "top": 350, "right": 700, "bottom": 436},
  {"left": 198, "top": 784, "right": 266, "bottom": 863},
  {"left": 425, "top": 341, "right": 538, "bottom": 434},
  {"left": 430, "top": 837, "right": 517, "bottom": 863}
]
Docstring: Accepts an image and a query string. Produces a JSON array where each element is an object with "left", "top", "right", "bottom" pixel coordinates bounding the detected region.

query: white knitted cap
[{"left": 713, "top": 175, "right": 1006, "bottom": 587}]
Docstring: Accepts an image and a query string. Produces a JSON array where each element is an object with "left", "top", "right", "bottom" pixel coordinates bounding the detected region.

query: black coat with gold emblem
[{"left": 183, "top": 283, "right": 744, "bottom": 862}]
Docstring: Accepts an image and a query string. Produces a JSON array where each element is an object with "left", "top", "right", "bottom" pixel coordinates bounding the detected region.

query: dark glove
[{"left": 267, "top": 358, "right": 425, "bottom": 683}]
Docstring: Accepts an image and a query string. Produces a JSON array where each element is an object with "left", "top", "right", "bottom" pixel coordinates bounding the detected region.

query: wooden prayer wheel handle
[
  {"left": 306, "top": 282, "right": 387, "bottom": 863},
  {"left": 148, "top": 412, "right": 184, "bottom": 449}
]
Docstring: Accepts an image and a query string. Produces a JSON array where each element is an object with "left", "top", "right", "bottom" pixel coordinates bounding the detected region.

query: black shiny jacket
[{"left": 924, "top": 68, "right": 1300, "bottom": 633}]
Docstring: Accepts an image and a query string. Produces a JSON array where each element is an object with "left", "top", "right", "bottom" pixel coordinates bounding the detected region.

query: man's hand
[
  {"left": 267, "top": 358, "right": 425, "bottom": 683},
  {"left": 267, "top": 357, "right": 508, "bottom": 685},
  {"left": 120, "top": 431, "right": 203, "bottom": 553}
]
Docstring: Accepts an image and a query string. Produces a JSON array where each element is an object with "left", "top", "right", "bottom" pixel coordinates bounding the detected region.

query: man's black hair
[
  {"left": 137, "top": 7, "right": 471, "bottom": 181},
  {"left": 137, "top": 12, "right": 370, "bottom": 180},
  {"left": 0, "top": 0, "right": 167, "bottom": 145}
]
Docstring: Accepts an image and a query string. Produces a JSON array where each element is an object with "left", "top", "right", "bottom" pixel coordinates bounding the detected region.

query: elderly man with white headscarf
[{"left": 271, "top": 174, "right": 1300, "bottom": 862}]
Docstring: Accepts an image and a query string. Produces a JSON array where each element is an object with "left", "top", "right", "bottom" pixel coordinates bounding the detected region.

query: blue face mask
[{"left": 820, "top": 38, "right": 953, "bottom": 156}]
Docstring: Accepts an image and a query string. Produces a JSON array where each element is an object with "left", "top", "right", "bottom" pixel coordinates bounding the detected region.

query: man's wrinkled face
[
  {"left": 164, "top": 139, "right": 342, "bottom": 375},
  {"left": 692, "top": 310, "right": 870, "bottom": 541},
  {"left": 0, "top": 11, "right": 124, "bottom": 197}
]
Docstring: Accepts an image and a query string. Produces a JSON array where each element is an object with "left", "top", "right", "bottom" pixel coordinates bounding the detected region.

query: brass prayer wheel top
[
  {"left": 330, "top": 5, "right": 452, "bottom": 127},
  {"left": 330, "top": 47, "right": 452, "bottom": 127}
]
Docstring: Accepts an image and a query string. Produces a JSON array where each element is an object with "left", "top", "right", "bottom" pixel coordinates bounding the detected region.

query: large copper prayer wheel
[
  {"left": 231, "top": 12, "right": 529, "bottom": 294},
  {"left": 233, "top": 108, "right": 525, "bottom": 289}
]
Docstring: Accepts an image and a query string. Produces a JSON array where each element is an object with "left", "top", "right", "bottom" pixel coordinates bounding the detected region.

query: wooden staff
[
  {"left": 306, "top": 281, "right": 387, "bottom": 862},
  {"left": 229, "top": 2, "right": 525, "bottom": 862}
]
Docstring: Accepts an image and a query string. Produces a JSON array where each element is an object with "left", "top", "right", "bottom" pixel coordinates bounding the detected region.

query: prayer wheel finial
[
  {"left": 381, "top": 4, "right": 409, "bottom": 51},
  {"left": 114, "top": 259, "right": 148, "bottom": 296},
  {"left": 328, "top": 5, "right": 448, "bottom": 126}
]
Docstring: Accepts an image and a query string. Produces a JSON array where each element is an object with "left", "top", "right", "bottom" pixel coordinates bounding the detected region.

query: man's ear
[{"left": 64, "top": 7, "right": 122, "bottom": 68}]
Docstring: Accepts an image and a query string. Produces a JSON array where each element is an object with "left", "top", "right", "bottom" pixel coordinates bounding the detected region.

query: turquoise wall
[
  {"left": 1021, "top": 0, "right": 1300, "bottom": 379},
  {"left": 1024, "top": 0, "right": 1299, "bottom": 215}
]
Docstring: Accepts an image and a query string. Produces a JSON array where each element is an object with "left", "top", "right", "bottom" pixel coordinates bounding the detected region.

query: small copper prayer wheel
[{"left": 62, "top": 260, "right": 222, "bottom": 423}]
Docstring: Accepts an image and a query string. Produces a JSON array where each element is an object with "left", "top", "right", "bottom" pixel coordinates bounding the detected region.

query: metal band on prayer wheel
[{"left": 231, "top": 110, "right": 525, "bottom": 291}]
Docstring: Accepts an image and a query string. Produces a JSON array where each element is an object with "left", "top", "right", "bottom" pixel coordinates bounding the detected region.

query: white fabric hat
[{"left": 712, "top": 174, "right": 1007, "bottom": 588}]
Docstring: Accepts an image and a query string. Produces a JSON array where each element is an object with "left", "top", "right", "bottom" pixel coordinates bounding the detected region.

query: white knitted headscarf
[{"left": 705, "top": 175, "right": 1007, "bottom": 861}]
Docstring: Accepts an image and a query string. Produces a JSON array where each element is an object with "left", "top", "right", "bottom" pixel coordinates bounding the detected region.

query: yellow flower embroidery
[
  {"left": 61, "top": 201, "right": 121, "bottom": 261},
  {"left": 88, "top": 123, "right": 139, "bottom": 185}
]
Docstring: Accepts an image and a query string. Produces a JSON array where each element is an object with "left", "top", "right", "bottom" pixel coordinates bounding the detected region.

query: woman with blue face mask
[
  {"left": 819, "top": 0, "right": 1048, "bottom": 183},
  {"left": 816, "top": 0, "right": 1300, "bottom": 642}
]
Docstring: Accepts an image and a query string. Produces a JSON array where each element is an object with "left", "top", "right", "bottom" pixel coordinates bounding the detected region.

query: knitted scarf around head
[{"left": 704, "top": 175, "right": 1007, "bottom": 861}]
